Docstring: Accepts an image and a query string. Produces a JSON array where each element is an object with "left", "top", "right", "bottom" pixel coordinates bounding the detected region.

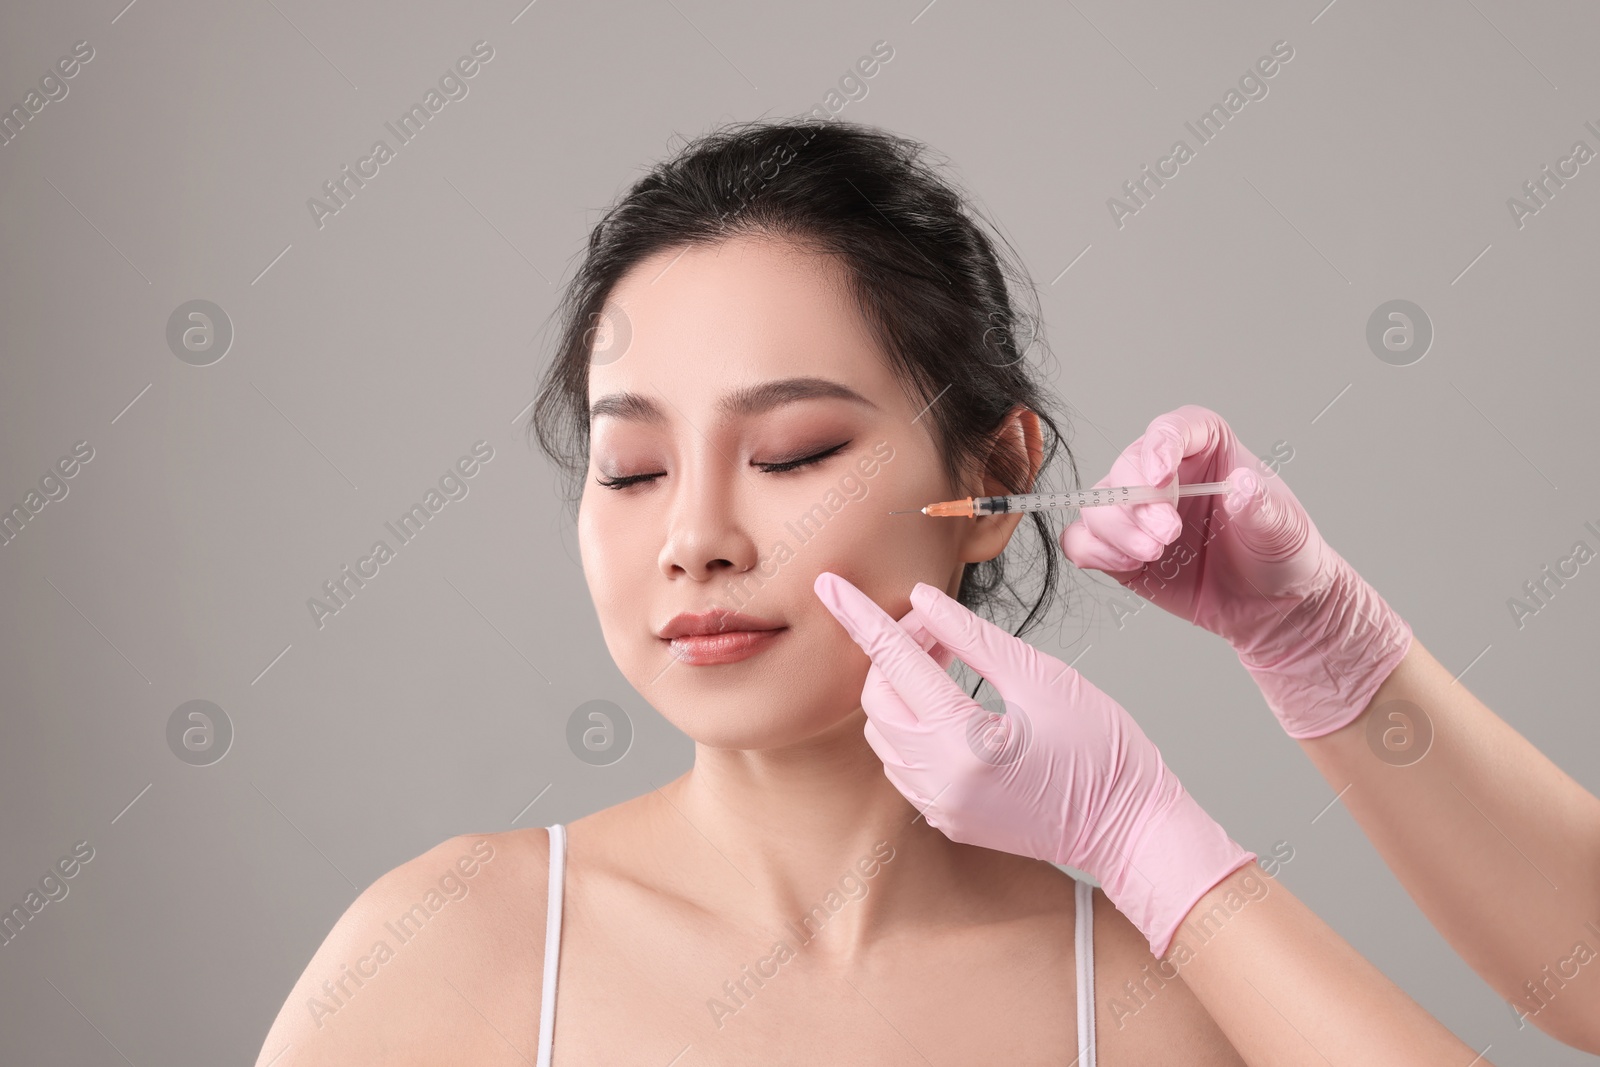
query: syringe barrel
[{"left": 971, "top": 481, "right": 1179, "bottom": 516}]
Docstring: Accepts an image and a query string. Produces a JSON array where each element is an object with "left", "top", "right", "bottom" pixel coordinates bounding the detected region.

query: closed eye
[
  {"left": 755, "top": 439, "right": 851, "bottom": 474},
  {"left": 594, "top": 440, "right": 851, "bottom": 491}
]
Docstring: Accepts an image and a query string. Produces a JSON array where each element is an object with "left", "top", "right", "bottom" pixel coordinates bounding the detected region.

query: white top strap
[
  {"left": 537, "top": 823, "right": 566, "bottom": 1067},
  {"left": 1074, "top": 878, "right": 1097, "bottom": 1066}
]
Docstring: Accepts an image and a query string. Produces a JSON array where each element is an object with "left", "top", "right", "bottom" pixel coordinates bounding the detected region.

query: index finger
[
  {"left": 813, "top": 571, "right": 974, "bottom": 727},
  {"left": 1139, "top": 403, "right": 1229, "bottom": 484}
]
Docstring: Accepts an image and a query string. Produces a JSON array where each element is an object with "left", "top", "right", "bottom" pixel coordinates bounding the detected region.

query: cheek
[
  {"left": 577, "top": 496, "right": 601, "bottom": 584},
  {"left": 784, "top": 487, "right": 961, "bottom": 640},
  {"left": 578, "top": 495, "right": 667, "bottom": 682},
  {"left": 578, "top": 495, "right": 645, "bottom": 618},
  {"left": 829, "top": 458, "right": 960, "bottom": 577}
]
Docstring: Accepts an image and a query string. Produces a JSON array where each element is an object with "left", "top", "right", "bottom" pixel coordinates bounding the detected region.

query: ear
[{"left": 954, "top": 405, "right": 1045, "bottom": 565}]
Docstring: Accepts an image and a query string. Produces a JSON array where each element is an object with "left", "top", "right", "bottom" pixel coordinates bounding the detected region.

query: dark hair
[{"left": 526, "top": 117, "right": 1082, "bottom": 694}]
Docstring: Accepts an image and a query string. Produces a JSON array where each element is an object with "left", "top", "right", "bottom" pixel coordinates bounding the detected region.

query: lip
[
  {"left": 657, "top": 609, "right": 784, "bottom": 639},
  {"left": 665, "top": 627, "right": 787, "bottom": 666}
]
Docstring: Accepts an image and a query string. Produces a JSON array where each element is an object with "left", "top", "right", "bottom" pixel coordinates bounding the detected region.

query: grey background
[{"left": 1, "top": 0, "right": 1596, "bottom": 1063}]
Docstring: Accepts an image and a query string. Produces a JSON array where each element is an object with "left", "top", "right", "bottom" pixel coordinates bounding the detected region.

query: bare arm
[
  {"left": 1167, "top": 862, "right": 1486, "bottom": 1065},
  {"left": 1293, "top": 636, "right": 1600, "bottom": 1051}
]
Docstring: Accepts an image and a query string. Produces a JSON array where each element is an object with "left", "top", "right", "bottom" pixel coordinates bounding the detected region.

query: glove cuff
[
  {"left": 1236, "top": 551, "right": 1413, "bottom": 739},
  {"left": 1097, "top": 784, "right": 1256, "bottom": 960}
]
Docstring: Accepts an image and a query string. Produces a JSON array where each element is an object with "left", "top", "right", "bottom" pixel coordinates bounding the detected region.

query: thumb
[{"left": 1219, "top": 464, "right": 1311, "bottom": 562}]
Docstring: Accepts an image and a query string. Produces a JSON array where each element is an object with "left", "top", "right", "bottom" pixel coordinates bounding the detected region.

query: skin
[
  {"left": 253, "top": 235, "right": 1243, "bottom": 1065},
  {"left": 252, "top": 234, "right": 1472, "bottom": 1063}
]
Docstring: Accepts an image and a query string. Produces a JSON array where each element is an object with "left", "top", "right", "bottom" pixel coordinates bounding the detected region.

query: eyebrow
[{"left": 589, "top": 376, "right": 878, "bottom": 425}]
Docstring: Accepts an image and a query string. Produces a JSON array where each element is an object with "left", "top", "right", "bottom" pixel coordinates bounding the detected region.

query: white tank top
[{"left": 535, "top": 822, "right": 1097, "bottom": 1064}]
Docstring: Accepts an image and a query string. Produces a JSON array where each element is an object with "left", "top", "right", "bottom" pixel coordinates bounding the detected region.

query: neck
[{"left": 658, "top": 707, "right": 1000, "bottom": 962}]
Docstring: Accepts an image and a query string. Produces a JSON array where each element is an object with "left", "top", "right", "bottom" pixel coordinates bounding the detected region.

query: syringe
[{"left": 889, "top": 478, "right": 1234, "bottom": 518}]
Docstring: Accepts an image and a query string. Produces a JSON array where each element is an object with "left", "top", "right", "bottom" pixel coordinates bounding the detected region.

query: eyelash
[{"left": 595, "top": 440, "right": 852, "bottom": 491}]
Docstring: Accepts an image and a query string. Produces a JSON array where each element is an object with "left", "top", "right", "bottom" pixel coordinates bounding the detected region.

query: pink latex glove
[
  {"left": 1060, "top": 404, "right": 1413, "bottom": 739},
  {"left": 813, "top": 570, "right": 1255, "bottom": 959}
]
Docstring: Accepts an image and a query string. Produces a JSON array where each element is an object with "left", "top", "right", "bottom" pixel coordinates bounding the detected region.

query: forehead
[{"left": 587, "top": 235, "right": 902, "bottom": 409}]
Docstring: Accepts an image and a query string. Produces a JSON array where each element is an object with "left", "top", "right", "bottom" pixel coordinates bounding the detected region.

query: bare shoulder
[
  {"left": 253, "top": 827, "right": 554, "bottom": 1067},
  {"left": 1089, "top": 886, "right": 1246, "bottom": 1065}
]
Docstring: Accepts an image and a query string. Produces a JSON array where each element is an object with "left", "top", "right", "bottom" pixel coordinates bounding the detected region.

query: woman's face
[{"left": 578, "top": 235, "right": 986, "bottom": 750}]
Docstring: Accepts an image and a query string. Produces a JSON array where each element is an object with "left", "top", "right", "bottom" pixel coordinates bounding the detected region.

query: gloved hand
[
  {"left": 1059, "top": 404, "right": 1412, "bottom": 739},
  {"left": 814, "top": 570, "right": 1255, "bottom": 960}
]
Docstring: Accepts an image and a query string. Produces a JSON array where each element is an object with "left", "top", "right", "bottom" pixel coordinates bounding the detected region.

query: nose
[{"left": 657, "top": 459, "right": 761, "bottom": 582}]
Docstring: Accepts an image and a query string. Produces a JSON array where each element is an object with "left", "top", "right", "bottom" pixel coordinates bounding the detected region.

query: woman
[{"left": 254, "top": 117, "right": 1558, "bottom": 1064}]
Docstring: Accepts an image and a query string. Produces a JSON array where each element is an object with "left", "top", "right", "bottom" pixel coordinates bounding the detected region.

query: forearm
[
  {"left": 1167, "top": 863, "right": 1483, "bottom": 1065},
  {"left": 1297, "top": 636, "right": 1600, "bottom": 1050}
]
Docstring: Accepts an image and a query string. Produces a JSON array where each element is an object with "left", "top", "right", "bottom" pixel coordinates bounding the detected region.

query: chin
[
  {"left": 607, "top": 618, "right": 872, "bottom": 745},
  {"left": 682, "top": 708, "right": 864, "bottom": 752}
]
